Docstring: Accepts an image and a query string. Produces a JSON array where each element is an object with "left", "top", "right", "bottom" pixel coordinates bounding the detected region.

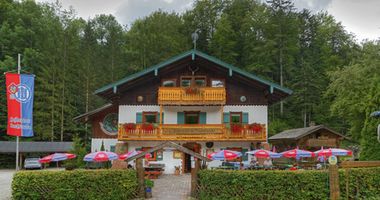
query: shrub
[
  {"left": 12, "top": 169, "right": 138, "bottom": 200},
  {"left": 63, "top": 136, "right": 87, "bottom": 170},
  {"left": 339, "top": 167, "right": 380, "bottom": 199},
  {"left": 198, "top": 168, "right": 380, "bottom": 200}
]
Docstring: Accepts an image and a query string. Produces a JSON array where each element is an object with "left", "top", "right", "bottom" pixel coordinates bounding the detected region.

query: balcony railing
[
  {"left": 118, "top": 123, "right": 266, "bottom": 141},
  {"left": 307, "top": 138, "right": 337, "bottom": 147},
  {"left": 158, "top": 87, "right": 226, "bottom": 105}
]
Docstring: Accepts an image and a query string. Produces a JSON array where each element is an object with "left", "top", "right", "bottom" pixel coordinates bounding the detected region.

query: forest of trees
[{"left": 0, "top": 0, "right": 379, "bottom": 159}]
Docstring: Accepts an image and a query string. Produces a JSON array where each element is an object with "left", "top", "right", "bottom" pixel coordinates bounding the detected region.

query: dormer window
[
  {"left": 211, "top": 79, "right": 224, "bottom": 87},
  {"left": 162, "top": 79, "right": 176, "bottom": 87},
  {"left": 181, "top": 76, "right": 206, "bottom": 87},
  {"left": 195, "top": 77, "right": 206, "bottom": 87},
  {"left": 181, "top": 78, "right": 192, "bottom": 87}
]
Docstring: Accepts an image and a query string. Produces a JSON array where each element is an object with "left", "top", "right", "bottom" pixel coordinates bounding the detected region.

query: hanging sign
[
  {"left": 328, "top": 155, "right": 338, "bottom": 165},
  {"left": 6, "top": 73, "right": 35, "bottom": 137}
]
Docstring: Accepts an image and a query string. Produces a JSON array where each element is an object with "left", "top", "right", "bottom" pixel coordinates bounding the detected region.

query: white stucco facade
[
  {"left": 91, "top": 104, "right": 267, "bottom": 174},
  {"left": 119, "top": 105, "right": 267, "bottom": 125},
  {"left": 91, "top": 138, "right": 118, "bottom": 152}
]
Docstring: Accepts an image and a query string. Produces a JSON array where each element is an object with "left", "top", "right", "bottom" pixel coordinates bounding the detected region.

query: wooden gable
[{"left": 95, "top": 50, "right": 292, "bottom": 105}]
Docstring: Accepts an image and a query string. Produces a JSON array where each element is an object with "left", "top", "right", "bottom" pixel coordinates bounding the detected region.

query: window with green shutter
[
  {"left": 200, "top": 112, "right": 207, "bottom": 124},
  {"left": 177, "top": 112, "right": 184, "bottom": 124},
  {"left": 136, "top": 112, "right": 142, "bottom": 124},
  {"left": 242, "top": 112, "right": 249, "bottom": 124},
  {"left": 223, "top": 112, "right": 230, "bottom": 128}
]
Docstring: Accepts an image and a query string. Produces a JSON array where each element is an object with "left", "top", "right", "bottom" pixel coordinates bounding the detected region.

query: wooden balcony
[
  {"left": 158, "top": 87, "right": 226, "bottom": 105},
  {"left": 118, "top": 123, "right": 266, "bottom": 141},
  {"left": 307, "top": 138, "right": 337, "bottom": 147}
]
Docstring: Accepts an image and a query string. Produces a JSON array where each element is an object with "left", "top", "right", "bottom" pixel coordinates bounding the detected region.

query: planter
[{"left": 145, "top": 187, "right": 152, "bottom": 198}]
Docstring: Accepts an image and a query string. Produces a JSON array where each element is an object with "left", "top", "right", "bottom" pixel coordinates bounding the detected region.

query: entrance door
[{"left": 182, "top": 143, "right": 201, "bottom": 173}]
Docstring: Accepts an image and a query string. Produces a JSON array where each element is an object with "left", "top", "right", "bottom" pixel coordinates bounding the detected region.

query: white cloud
[
  {"left": 35, "top": 0, "right": 380, "bottom": 41},
  {"left": 114, "top": 0, "right": 192, "bottom": 26}
]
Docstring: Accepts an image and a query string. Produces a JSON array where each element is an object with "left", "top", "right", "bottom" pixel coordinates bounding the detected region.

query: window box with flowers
[
  {"left": 185, "top": 87, "right": 200, "bottom": 95},
  {"left": 124, "top": 123, "right": 136, "bottom": 133},
  {"left": 231, "top": 124, "right": 243, "bottom": 134},
  {"left": 141, "top": 123, "right": 155, "bottom": 132},
  {"left": 249, "top": 123, "right": 263, "bottom": 134}
]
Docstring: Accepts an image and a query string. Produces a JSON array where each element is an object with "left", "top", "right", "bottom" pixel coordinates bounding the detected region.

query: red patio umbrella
[
  {"left": 39, "top": 153, "right": 76, "bottom": 163},
  {"left": 281, "top": 148, "right": 315, "bottom": 159},
  {"left": 119, "top": 150, "right": 151, "bottom": 160}
]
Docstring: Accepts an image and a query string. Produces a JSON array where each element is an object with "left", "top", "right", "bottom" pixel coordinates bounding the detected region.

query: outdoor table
[{"left": 144, "top": 166, "right": 164, "bottom": 179}]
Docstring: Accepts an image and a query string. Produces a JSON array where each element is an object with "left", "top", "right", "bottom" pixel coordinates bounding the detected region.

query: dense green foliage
[
  {"left": 12, "top": 169, "right": 138, "bottom": 200},
  {"left": 0, "top": 0, "right": 378, "bottom": 158},
  {"left": 198, "top": 168, "right": 380, "bottom": 200},
  {"left": 327, "top": 43, "right": 380, "bottom": 160}
]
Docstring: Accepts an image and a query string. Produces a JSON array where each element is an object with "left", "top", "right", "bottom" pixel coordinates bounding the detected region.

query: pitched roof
[
  {"left": 0, "top": 141, "right": 73, "bottom": 153},
  {"left": 268, "top": 125, "right": 347, "bottom": 141},
  {"left": 94, "top": 49, "right": 292, "bottom": 96},
  {"left": 73, "top": 103, "right": 113, "bottom": 122},
  {"left": 125, "top": 141, "right": 212, "bottom": 162}
]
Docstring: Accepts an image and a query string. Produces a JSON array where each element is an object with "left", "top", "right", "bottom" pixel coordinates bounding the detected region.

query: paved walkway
[
  {"left": 0, "top": 170, "right": 15, "bottom": 200},
  {"left": 151, "top": 174, "right": 191, "bottom": 200}
]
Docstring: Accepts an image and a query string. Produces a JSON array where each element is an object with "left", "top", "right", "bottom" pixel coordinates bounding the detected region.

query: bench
[{"left": 145, "top": 171, "right": 162, "bottom": 179}]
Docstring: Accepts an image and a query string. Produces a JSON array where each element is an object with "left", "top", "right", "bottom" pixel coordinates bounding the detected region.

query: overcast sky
[{"left": 36, "top": 0, "right": 380, "bottom": 42}]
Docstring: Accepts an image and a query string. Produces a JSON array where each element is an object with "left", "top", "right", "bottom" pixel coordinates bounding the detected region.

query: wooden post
[
  {"left": 329, "top": 165, "right": 340, "bottom": 200},
  {"left": 191, "top": 158, "right": 201, "bottom": 197},
  {"left": 136, "top": 157, "right": 145, "bottom": 198},
  {"left": 159, "top": 105, "right": 163, "bottom": 138}
]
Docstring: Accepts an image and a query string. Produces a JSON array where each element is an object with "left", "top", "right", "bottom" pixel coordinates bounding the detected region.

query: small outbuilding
[{"left": 269, "top": 125, "right": 348, "bottom": 151}]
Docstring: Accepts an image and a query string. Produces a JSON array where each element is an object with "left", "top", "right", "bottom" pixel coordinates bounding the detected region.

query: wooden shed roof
[{"left": 268, "top": 125, "right": 348, "bottom": 141}]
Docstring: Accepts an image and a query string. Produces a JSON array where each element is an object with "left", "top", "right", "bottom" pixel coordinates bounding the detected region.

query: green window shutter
[
  {"left": 242, "top": 112, "right": 249, "bottom": 124},
  {"left": 156, "top": 151, "right": 163, "bottom": 161},
  {"left": 136, "top": 112, "right": 143, "bottom": 124},
  {"left": 242, "top": 148, "right": 248, "bottom": 161},
  {"left": 223, "top": 112, "right": 230, "bottom": 124},
  {"left": 177, "top": 112, "right": 184, "bottom": 124},
  {"left": 200, "top": 112, "right": 207, "bottom": 124},
  {"left": 156, "top": 113, "right": 164, "bottom": 124}
]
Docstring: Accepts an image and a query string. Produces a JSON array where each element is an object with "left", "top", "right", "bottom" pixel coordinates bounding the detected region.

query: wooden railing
[
  {"left": 158, "top": 87, "right": 226, "bottom": 105},
  {"left": 118, "top": 123, "right": 266, "bottom": 141}
]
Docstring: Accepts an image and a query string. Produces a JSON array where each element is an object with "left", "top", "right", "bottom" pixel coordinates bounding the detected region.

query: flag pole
[{"left": 16, "top": 53, "right": 21, "bottom": 171}]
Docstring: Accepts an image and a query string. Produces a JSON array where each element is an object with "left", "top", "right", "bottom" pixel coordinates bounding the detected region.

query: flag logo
[{"left": 8, "top": 83, "right": 32, "bottom": 103}]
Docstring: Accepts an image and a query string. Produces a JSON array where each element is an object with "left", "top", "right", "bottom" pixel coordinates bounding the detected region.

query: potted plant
[{"left": 145, "top": 179, "right": 154, "bottom": 198}]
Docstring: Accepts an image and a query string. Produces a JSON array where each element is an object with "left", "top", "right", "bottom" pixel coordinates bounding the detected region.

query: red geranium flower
[
  {"left": 249, "top": 123, "right": 263, "bottom": 133},
  {"left": 142, "top": 123, "right": 154, "bottom": 132},
  {"left": 124, "top": 123, "right": 136, "bottom": 132},
  {"left": 231, "top": 124, "right": 243, "bottom": 133}
]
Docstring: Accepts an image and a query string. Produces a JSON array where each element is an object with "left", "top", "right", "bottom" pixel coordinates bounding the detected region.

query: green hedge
[
  {"left": 340, "top": 168, "right": 380, "bottom": 199},
  {"left": 12, "top": 169, "right": 138, "bottom": 200},
  {"left": 198, "top": 167, "right": 380, "bottom": 200}
]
